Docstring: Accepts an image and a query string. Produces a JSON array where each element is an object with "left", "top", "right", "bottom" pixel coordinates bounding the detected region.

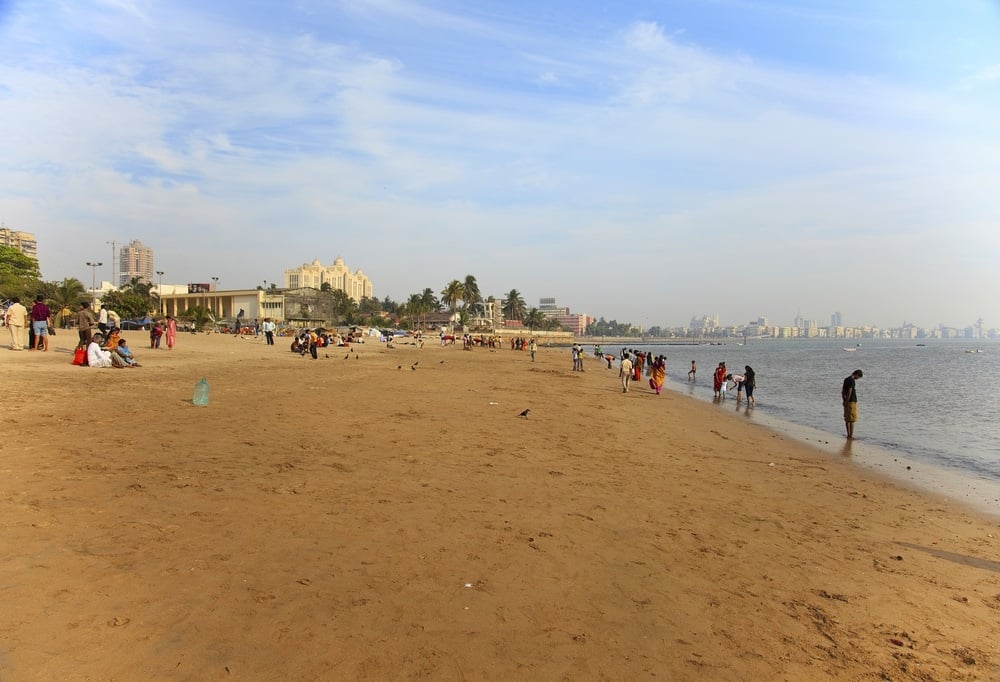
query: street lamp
[
  {"left": 86, "top": 261, "right": 103, "bottom": 305},
  {"left": 211, "top": 276, "right": 219, "bottom": 291},
  {"left": 107, "top": 240, "right": 119, "bottom": 287},
  {"left": 156, "top": 271, "right": 165, "bottom": 315}
]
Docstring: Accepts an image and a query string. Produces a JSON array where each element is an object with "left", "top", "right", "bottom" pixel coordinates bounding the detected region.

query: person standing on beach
[
  {"left": 5, "top": 297, "right": 28, "bottom": 350},
  {"left": 713, "top": 362, "right": 727, "bottom": 398},
  {"left": 98, "top": 305, "right": 110, "bottom": 336},
  {"left": 743, "top": 366, "right": 756, "bottom": 406},
  {"left": 75, "top": 302, "right": 95, "bottom": 349},
  {"left": 30, "top": 295, "right": 52, "bottom": 351},
  {"left": 648, "top": 355, "right": 666, "bottom": 395},
  {"left": 262, "top": 318, "right": 275, "bottom": 345},
  {"left": 842, "top": 369, "right": 863, "bottom": 439},
  {"left": 620, "top": 354, "right": 633, "bottom": 393},
  {"left": 164, "top": 315, "right": 178, "bottom": 350},
  {"left": 529, "top": 338, "right": 537, "bottom": 362}
]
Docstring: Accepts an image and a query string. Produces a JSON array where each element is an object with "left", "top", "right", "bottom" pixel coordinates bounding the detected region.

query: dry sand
[{"left": 1, "top": 330, "right": 998, "bottom": 681}]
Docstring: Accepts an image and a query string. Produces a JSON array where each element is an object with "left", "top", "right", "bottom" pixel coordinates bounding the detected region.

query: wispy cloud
[{"left": 1, "top": 0, "right": 998, "bottom": 326}]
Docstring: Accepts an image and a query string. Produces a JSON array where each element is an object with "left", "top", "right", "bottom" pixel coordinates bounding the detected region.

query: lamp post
[
  {"left": 107, "top": 240, "right": 119, "bottom": 287},
  {"left": 86, "top": 261, "right": 103, "bottom": 305},
  {"left": 211, "top": 276, "right": 220, "bottom": 320},
  {"left": 156, "top": 271, "right": 165, "bottom": 315}
]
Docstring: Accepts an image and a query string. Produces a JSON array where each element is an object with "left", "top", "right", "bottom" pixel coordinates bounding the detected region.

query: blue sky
[{"left": 2, "top": 0, "right": 998, "bottom": 328}]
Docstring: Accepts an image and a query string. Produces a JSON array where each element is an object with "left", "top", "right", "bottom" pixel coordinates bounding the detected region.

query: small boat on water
[
  {"left": 843, "top": 347, "right": 857, "bottom": 352},
  {"left": 964, "top": 349, "right": 984, "bottom": 354}
]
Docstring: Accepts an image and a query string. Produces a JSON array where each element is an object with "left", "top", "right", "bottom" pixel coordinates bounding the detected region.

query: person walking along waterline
[
  {"left": 842, "top": 369, "right": 863, "bottom": 439},
  {"left": 648, "top": 355, "right": 666, "bottom": 395},
  {"left": 620, "top": 354, "right": 633, "bottom": 393}
]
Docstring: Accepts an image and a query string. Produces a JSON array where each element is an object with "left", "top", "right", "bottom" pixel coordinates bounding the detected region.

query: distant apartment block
[
  {"left": 119, "top": 239, "right": 155, "bottom": 286},
  {"left": 538, "top": 297, "right": 591, "bottom": 335},
  {"left": 0, "top": 225, "right": 38, "bottom": 260},
  {"left": 284, "top": 257, "right": 373, "bottom": 302}
]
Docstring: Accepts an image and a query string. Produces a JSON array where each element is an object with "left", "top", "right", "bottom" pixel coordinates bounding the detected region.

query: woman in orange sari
[{"left": 648, "top": 355, "right": 666, "bottom": 394}]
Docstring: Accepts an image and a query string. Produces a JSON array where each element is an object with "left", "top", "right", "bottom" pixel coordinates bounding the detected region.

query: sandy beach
[{"left": 1, "top": 330, "right": 998, "bottom": 681}]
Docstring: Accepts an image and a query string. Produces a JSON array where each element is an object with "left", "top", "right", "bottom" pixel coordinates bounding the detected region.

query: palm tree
[
  {"left": 524, "top": 307, "right": 546, "bottom": 331},
  {"left": 120, "top": 275, "right": 158, "bottom": 313},
  {"left": 440, "top": 280, "right": 463, "bottom": 313},
  {"left": 47, "top": 277, "right": 88, "bottom": 310},
  {"left": 461, "top": 275, "right": 481, "bottom": 316},
  {"left": 182, "top": 305, "right": 215, "bottom": 331},
  {"left": 121, "top": 276, "right": 153, "bottom": 297},
  {"left": 419, "top": 287, "right": 440, "bottom": 313},
  {"left": 502, "top": 289, "right": 527, "bottom": 322},
  {"left": 404, "top": 293, "right": 428, "bottom": 329}
]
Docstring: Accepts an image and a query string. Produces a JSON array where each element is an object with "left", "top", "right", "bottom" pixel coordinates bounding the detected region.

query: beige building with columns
[{"left": 284, "top": 257, "right": 373, "bottom": 302}]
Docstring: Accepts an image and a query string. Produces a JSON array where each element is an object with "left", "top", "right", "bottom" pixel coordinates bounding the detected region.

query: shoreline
[
  {"left": 1, "top": 333, "right": 998, "bottom": 679},
  {"left": 668, "top": 382, "right": 1000, "bottom": 520}
]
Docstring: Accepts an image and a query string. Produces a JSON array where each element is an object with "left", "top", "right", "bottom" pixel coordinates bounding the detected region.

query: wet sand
[{"left": 1, "top": 331, "right": 998, "bottom": 680}]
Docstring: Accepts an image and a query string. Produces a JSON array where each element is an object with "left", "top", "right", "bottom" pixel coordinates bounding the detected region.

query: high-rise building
[
  {"left": 831, "top": 311, "right": 843, "bottom": 327},
  {"left": 119, "top": 240, "right": 155, "bottom": 286},
  {"left": 284, "top": 257, "right": 373, "bottom": 302},
  {"left": 0, "top": 224, "right": 38, "bottom": 260},
  {"left": 537, "top": 297, "right": 590, "bottom": 335}
]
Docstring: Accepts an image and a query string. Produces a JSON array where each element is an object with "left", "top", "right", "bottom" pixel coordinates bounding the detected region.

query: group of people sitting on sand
[
  {"left": 290, "top": 329, "right": 352, "bottom": 359},
  {"left": 83, "top": 330, "right": 141, "bottom": 368}
]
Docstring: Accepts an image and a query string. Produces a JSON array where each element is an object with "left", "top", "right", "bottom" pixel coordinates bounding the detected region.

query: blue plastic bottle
[{"left": 193, "top": 377, "right": 210, "bottom": 406}]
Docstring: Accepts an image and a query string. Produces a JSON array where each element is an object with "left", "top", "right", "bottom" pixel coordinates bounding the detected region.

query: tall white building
[
  {"left": 119, "top": 240, "right": 155, "bottom": 286},
  {"left": 283, "top": 257, "right": 373, "bottom": 302}
]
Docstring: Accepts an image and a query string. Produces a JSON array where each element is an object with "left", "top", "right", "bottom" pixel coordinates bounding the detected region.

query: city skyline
[{"left": 2, "top": 1, "right": 999, "bottom": 329}]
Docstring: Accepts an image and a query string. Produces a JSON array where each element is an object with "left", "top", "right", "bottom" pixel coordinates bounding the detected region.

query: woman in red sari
[
  {"left": 633, "top": 351, "right": 644, "bottom": 381},
  {"left": 713, "top": 362, "right": 727, "bottom": 398}
]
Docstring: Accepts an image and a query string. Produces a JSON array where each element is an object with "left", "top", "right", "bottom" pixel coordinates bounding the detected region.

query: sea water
[{"left": 600, "top": 339, "right": 1000, "bottom": 516}]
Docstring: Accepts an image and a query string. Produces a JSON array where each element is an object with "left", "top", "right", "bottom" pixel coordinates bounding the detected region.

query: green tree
[
  {"left": 121, "top": 276, "right": 153, "bottom": 296},
  {"left": 461, "top": 275, "right": 481, "bottom": 315},
  {"left": 524, "top": 307, "right": 546, "bottom": 331},
  {"left": 45, "top": 278, "right": 88, "bottom": 325},
  {"left": 379, "top": 296, "right": 399, "bottom": 315},
  {"left": 181, "top": 305, "right": 215, "bottom": 331},
  {"left": 116, "top": 276, "right": 158, "bottom": 316},
  {"left": 403, "top": 292, "right": 434, "bottom": 329},
  {"left": 0, "top": 245, "right": 42, "bottom": 299},
  {"left": 419, "top": 287, "right": 440, "bottom": 313},
  {"left": 327, "top": 289, "right": 357, "bottom": 322},
  {"left": 440, "top": 280, "right": 463, "bottom": 313},
  {"left": 502, "top": 289, "right": 527, "bottom": 322},
  {"left": 100, "top": 289, "right": 155, "bottom": 320}
]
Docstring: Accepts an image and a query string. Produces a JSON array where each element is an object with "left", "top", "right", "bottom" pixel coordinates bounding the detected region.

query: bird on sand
[
  {"left": 518, "top": 409, "right": 530, "bottom": 418},
  {"left": 412, "top": 361, "right": 419, "bottom": 367}
]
